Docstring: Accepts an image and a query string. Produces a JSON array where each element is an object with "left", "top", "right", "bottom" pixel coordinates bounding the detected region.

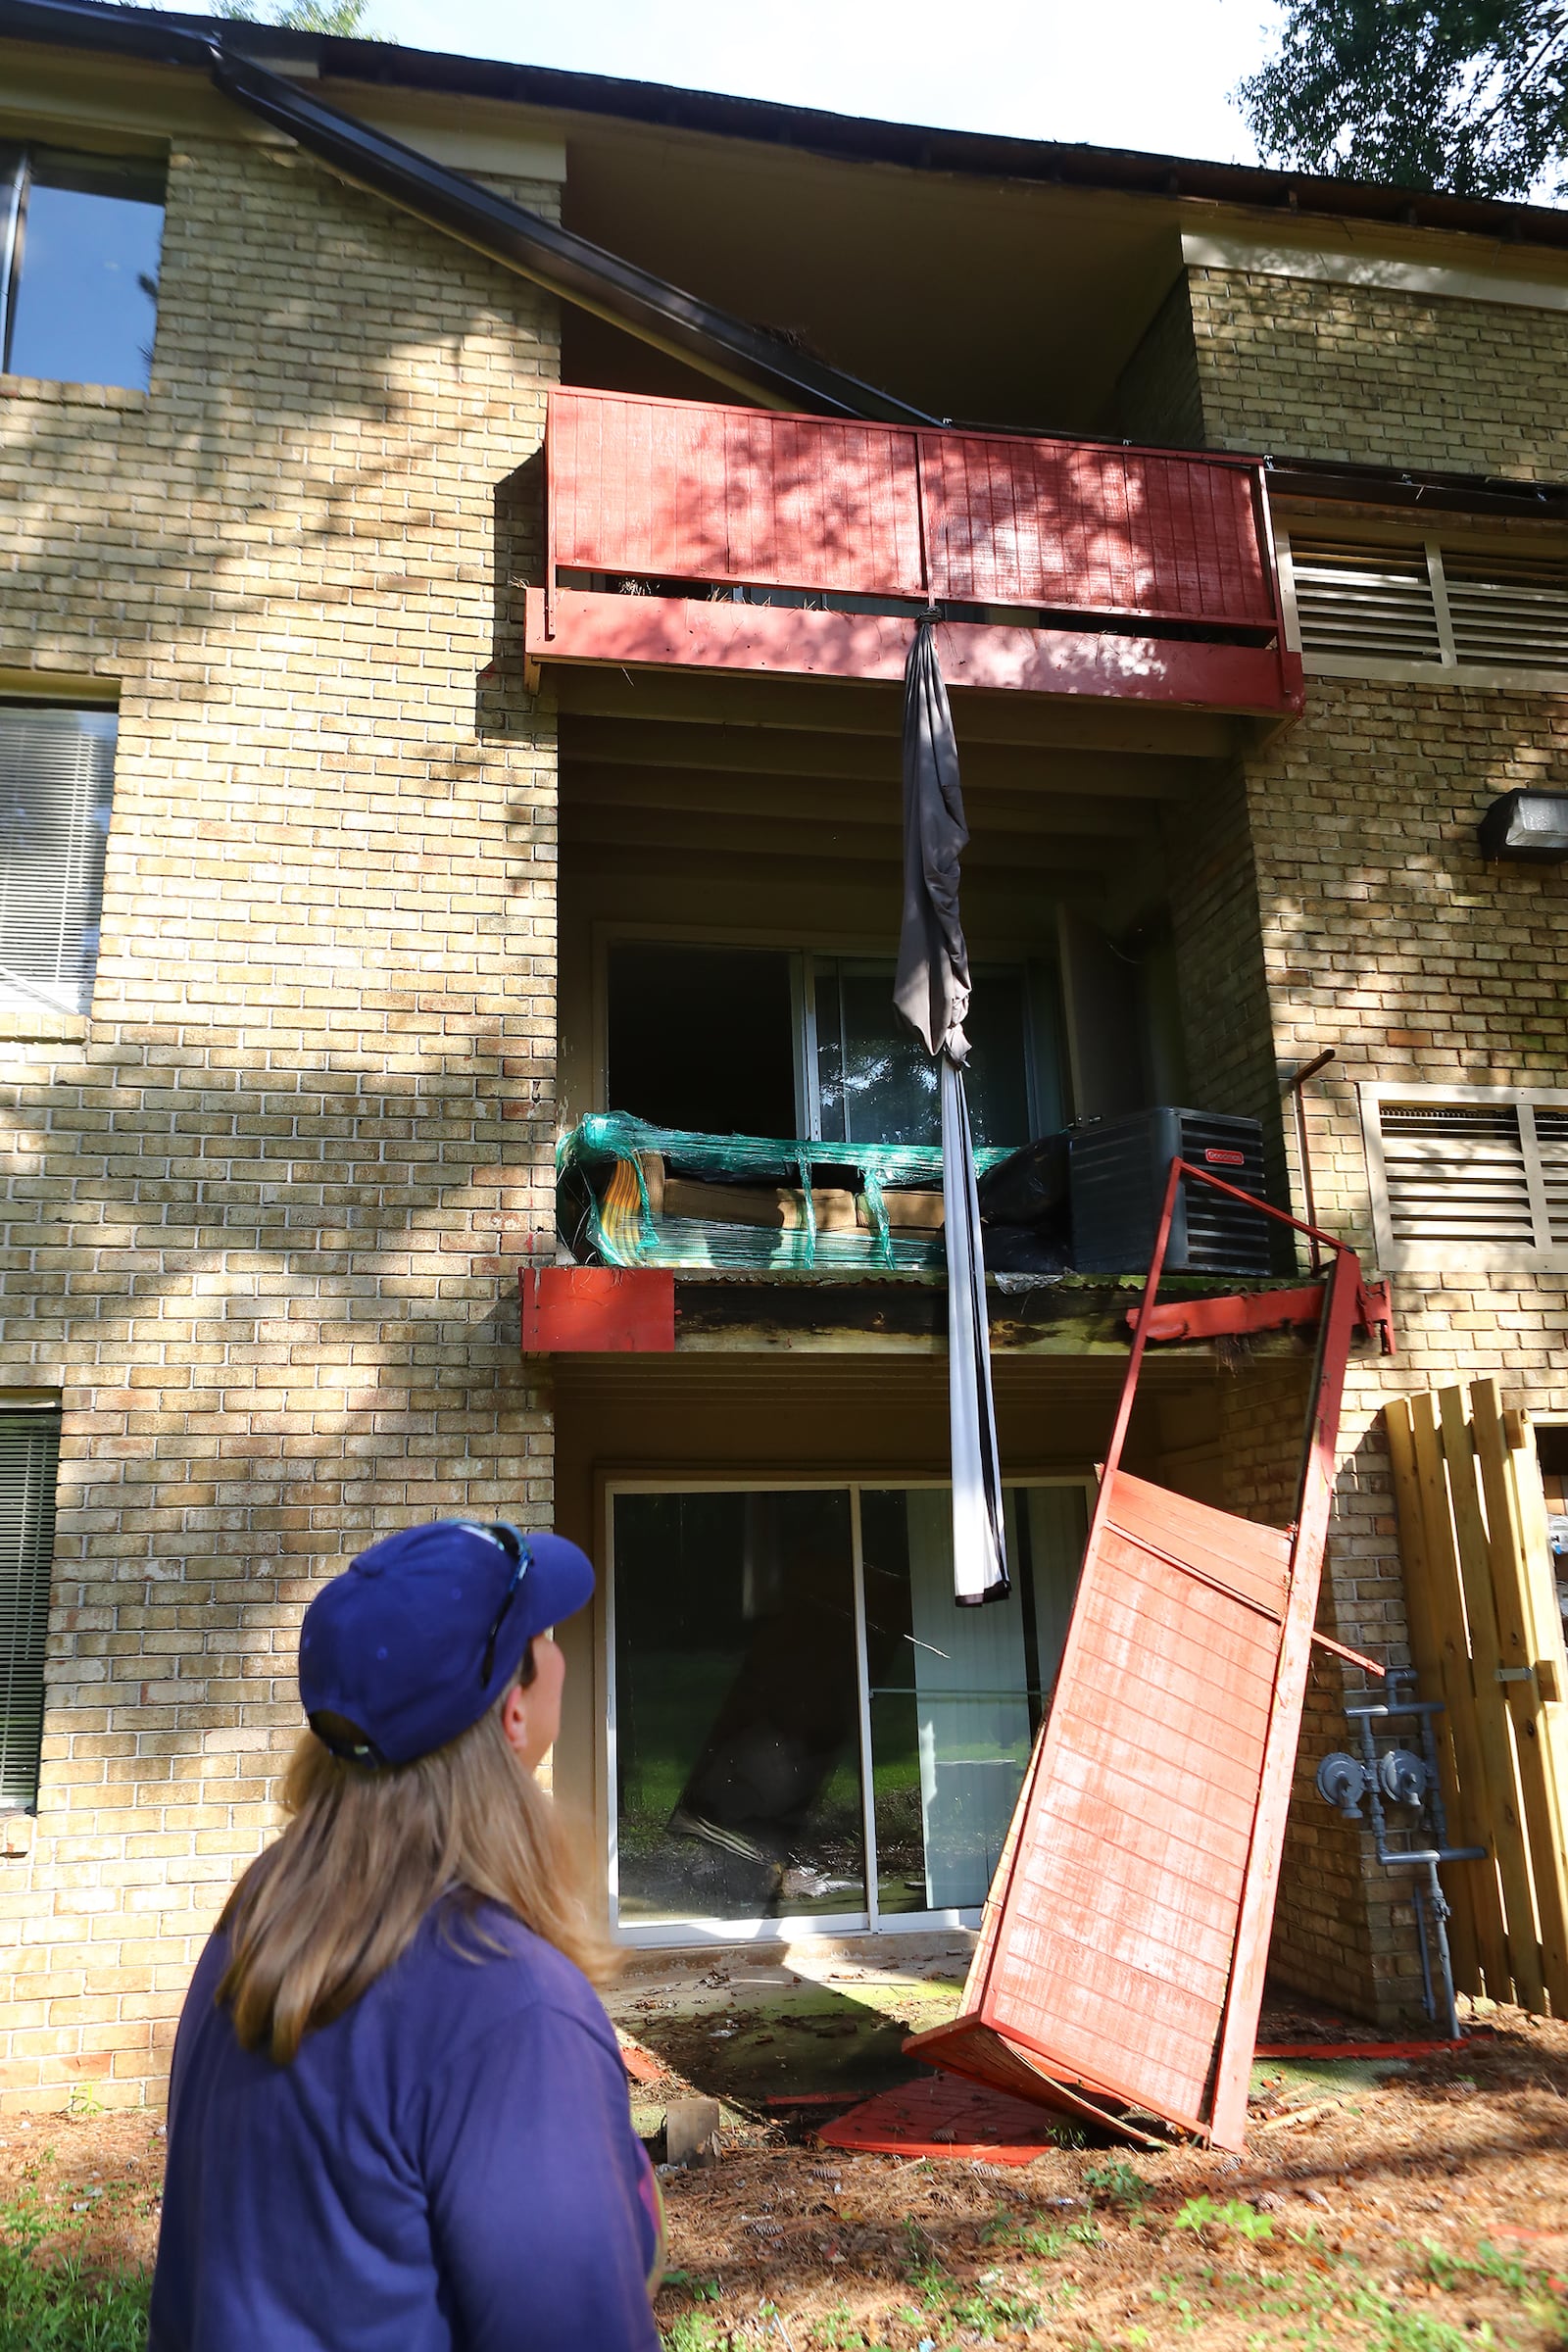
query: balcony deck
[{"left": 523, "top": 389, "right": 1303, "bottom": 720}]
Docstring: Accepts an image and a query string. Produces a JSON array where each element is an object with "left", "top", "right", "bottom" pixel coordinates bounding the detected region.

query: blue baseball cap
[{"left": 298, "top": 1520, "right": 595, "bottom": 1768}]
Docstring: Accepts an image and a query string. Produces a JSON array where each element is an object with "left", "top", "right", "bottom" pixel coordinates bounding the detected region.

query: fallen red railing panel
[{"left": 907, "top": 1163, "right": 1383, "bottom": 2152}]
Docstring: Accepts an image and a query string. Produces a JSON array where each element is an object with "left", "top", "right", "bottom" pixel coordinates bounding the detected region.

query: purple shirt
[{"left": 150, "top": 1898, "right": 662, "bottom": 2352}]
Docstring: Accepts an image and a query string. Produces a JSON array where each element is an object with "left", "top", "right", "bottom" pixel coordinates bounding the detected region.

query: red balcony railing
[{"left": 524, "top": 389, "right": 1302, "bottom": 717}]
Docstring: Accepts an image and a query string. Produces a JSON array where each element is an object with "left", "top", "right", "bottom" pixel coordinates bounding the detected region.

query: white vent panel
[
  {"left": 1444, "top": 553, "right": 1568, "bottom": 671},
  {"left": 1364, "top": 1088, "right": 1568, "bottom": 1271},
  {"left": 1281, "top": 533, "right": 1568, "bottom": 682},
  {"left": 1289, "top": 541, "right": 1443, "bottom": 663},
  {"left": 1537, "top": 1107, "right": 1568, "bottom": 1248}
]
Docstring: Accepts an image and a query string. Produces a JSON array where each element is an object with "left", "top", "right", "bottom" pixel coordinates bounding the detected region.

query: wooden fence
[{"left": 1385, "top": 1381, "right": 1568, "bottom": 2015}]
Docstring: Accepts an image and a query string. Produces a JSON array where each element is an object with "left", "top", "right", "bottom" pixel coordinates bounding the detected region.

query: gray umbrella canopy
[{"left": 894, "top": 619, "right": 1009, "bottom": 1606}]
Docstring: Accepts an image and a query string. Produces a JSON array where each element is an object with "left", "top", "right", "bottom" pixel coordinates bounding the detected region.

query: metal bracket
[{"left": 1127, "top": 1272, "right": 1396, "bottom": 1354}]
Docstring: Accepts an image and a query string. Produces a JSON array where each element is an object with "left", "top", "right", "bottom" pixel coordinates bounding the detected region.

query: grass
[
  {"left": 1084, "top": 2159, "right": 1152, "bottom": 2215},
  {"left": 0, "top": 2194, "right": 149, "bottom": 2352}
]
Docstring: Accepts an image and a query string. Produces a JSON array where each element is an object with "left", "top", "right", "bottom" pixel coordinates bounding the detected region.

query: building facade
[{"left": 1, "top": 0, "right": 1565, "bottom": 2107}]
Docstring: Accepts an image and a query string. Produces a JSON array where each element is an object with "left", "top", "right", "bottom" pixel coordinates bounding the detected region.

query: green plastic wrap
[{"left": 557, "top": 1112, "right": 1008, "bottom": 1275}]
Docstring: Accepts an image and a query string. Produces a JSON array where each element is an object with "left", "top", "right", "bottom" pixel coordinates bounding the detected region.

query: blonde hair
[{"left": 219, "top": 1654, "right": 613, "bottom": 2063}]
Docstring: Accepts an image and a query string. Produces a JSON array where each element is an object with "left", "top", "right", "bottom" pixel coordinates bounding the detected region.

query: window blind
[
  {"left": 0, "top": 706, "right": 117, "bottom": 1014},
  {"left": 1362, "top": 1088, "right": 1568, "bottom": 1271},
  {"left": 0, "top": 1409, "right": 59, "bottom": 1812}
]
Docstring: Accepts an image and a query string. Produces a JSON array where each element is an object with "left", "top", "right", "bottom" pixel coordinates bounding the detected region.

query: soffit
[
  {"left": 553, "top": 116, "right": 1185, "bottom": 434},
  {"left": 0, "top": 38, "right": 271, "bottom": 142}
]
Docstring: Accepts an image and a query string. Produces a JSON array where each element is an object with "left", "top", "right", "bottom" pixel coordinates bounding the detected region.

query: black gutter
[
  {"left": 1265, "top": 454, "right": 1568, "bottom": 522},
  {"left": 0, "top": 0, "right": 937, "bottom": 424}
]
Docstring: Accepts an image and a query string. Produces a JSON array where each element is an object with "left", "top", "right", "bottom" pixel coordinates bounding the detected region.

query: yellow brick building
[{"left": 2, "top": 0, "right": 1566, "bottom": 2108}]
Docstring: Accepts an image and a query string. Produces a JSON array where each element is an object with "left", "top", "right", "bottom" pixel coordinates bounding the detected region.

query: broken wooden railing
[{"left": 906, "top": 1159, "right": 1394, "bottom": 2152}]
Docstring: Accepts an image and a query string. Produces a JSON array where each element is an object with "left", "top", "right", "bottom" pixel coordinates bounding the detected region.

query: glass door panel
[
  {"left": 612, "top": 1490, "right": 865, "bottom": 1925},
  {"left": 861, "top": 1485, "right": 1089, "bottom": 1918}
]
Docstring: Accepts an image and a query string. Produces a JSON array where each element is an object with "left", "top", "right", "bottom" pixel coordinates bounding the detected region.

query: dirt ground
[{"left": 4, "top": 1987, "right": 1566, "bottom": 2348}]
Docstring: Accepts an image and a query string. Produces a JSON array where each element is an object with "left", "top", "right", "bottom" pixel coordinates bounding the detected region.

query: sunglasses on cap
[{"left": 476, "top": 1522, "right": 532, "bottom": 1688}]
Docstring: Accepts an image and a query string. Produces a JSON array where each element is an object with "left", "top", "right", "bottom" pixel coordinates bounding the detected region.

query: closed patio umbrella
[{"left": 894, "top": 617, "right": 1009, "bottom": 1606}]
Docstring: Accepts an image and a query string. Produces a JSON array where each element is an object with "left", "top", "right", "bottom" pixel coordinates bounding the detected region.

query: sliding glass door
[{"left": 609, "top": 1481, "right": 1089, "bottom": 1938}]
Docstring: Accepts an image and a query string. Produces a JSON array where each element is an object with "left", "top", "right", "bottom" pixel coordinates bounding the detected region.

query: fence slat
[
  {"left": 1384, "top": 1397, "right": 1481, "bottom": 1996},
  {"left": 1471, "top": 1379, "right": 1568, "bottom": 2014},
  {"left": 1408, "top": 1392, "right": 1512, "bottom": 1996},
  {"left": 1510, "top": 1417, "right": 1568, "bottom": 1979},
  {"left": 1438, "top": 1384, "right": 1545, "bottom": 2012}
]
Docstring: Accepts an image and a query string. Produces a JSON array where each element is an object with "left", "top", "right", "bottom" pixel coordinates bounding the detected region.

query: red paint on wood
[
  {"left": 546, "top": 388, "right": 1283, "bottom": 631},
  {"left": 518, "top": 1266, "right": 675, "bottom": 1353},
  {"left": 1207, "top": 1243, "right": 1362, "bottom": 2150},
  {"left": 913, "top": 1164, "right": 1372, "bottom": 2151},
  {"left": 919, "top": 430, "right": 1272, "bottom": 626},
  {"left": 523, "top": 589, "right": 1302, "bottom": 715},
  {"left": 553, "top": 392, "right": 926, "bottom": 598},
  {"left": 818, "top": 2075, "right": 1084, "bottom": 2164},
  {"left": 1253, "top": 2040, "right": 1465, "bottom": 2060},
  {"left": 1130, "top": 1287, "right": 1328, "bottom": 1344},
  {"left": 1127, "top": 1277, "right": 1396, "bottom": 1351}
]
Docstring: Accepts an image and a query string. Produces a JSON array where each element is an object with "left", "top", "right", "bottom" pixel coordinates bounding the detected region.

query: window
[
  {"left": 0, "top": 1408, "right": 59, "bottom": 1813},
  {"left": 608, "top": 1480, "right": 1088, "bottom": 1937},
  {"left": 0, "top": 705, "right": 117, "bottom": 1017},
  {"left": 1360, "top": 1084, "right": 1568, "bottom": 1272},
  {"left": 606, "top": 941, "right": 1062, "bottom": 1150},
  {"left": 1, "top": 142, "right": 165, "bottom": 392},
  {"left": 812, "top": 959, "right": 1034, "bottom": 1148},
  {"left": 1278, "top": 531, "right": 1568, "bottom": 687}
]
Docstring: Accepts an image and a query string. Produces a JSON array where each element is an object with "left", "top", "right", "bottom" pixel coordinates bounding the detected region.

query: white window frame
[
  {"left": 1359, "top": 1080, "right": 1568, "bottom": 1273},
  {"left": 1275, "top": 526, "right": 1568, "bottom": 692},
  {"left": 604, "top": 1473, "right": 1093, "bottom": 1948},
  {"left": 0, "top": 697, "right": 119, "bottom": 1024}
]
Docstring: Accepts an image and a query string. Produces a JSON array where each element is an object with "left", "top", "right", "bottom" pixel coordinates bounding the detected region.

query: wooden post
[
  {"left": 1408, "top": 1391, "right": 1511, "bottom": 1997},
  {"left": 1438, "top": 1384, "right": 1545, "bottom": 2013},
  {"left": 1384, "top": 1397, "right": 1481, "bottom": 1997}
]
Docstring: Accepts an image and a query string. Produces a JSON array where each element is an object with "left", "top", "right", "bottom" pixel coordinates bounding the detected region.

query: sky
[{"left": 367, "top": 0, "right": 1288, "bottom": 169}]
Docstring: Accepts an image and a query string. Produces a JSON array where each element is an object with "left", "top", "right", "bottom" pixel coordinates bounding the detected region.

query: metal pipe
[
  {"left": 1286, "top": 1049, "right": 1336, "bottom": 1274},
  {"left": 1412, "top": 1880, "right": 1436, "bottom": 2021},
  {"left": 1346, "top": 1679, "right": 1475, "bottom": 2038}
]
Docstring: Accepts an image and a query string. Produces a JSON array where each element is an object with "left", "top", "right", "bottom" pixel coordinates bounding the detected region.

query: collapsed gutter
[{"left": 0, "top": 0, "right": 936, "bottom": 426}]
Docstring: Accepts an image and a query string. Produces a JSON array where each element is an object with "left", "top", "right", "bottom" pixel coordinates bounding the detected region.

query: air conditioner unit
[{"left": 1069, "top": 1108, "right": 1271, "bottom": 1277}]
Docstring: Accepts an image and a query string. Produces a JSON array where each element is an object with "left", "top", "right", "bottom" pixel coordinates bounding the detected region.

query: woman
[{"left": 149, "top": 1519, "right": 662, "bottom": 2352}]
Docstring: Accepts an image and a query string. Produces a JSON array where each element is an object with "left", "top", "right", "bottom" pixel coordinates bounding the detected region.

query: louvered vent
[
  {"left": 1537, "top": 1107, "right": 1568, "bottom": 1248},
  {"left": 1443, "top": 551, "right": 1568, "bottom": 672},
  {"left": 0, "top": 1410, "right": 59, "bottom": 1812},
  {"left": 1285, "top": 535, "right": 1568, "bottom": 677},
  {"left": 0, "top": 707, "right": 117, "bottom": 1014},
  {"left": 1367, "top": 1091, "right": 1568, "bottom": 1269},
  {"left": 1289, "top": 541, "right": 1443, "bottom": 663}
]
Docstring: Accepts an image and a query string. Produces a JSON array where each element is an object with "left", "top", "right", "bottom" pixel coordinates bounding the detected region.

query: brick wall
[
  {"left": 1107, "top": 273, "right": 1205, "bottom": 448},
  {"left": 1234, "top": 676, "right": 1568, "bottom": 2019},
  {"left": 0, "top": 125, "right": 561, "bottom": 2106},
  {"left": 1188, "top": 266, "right": 1568, "bottom": 474}
]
